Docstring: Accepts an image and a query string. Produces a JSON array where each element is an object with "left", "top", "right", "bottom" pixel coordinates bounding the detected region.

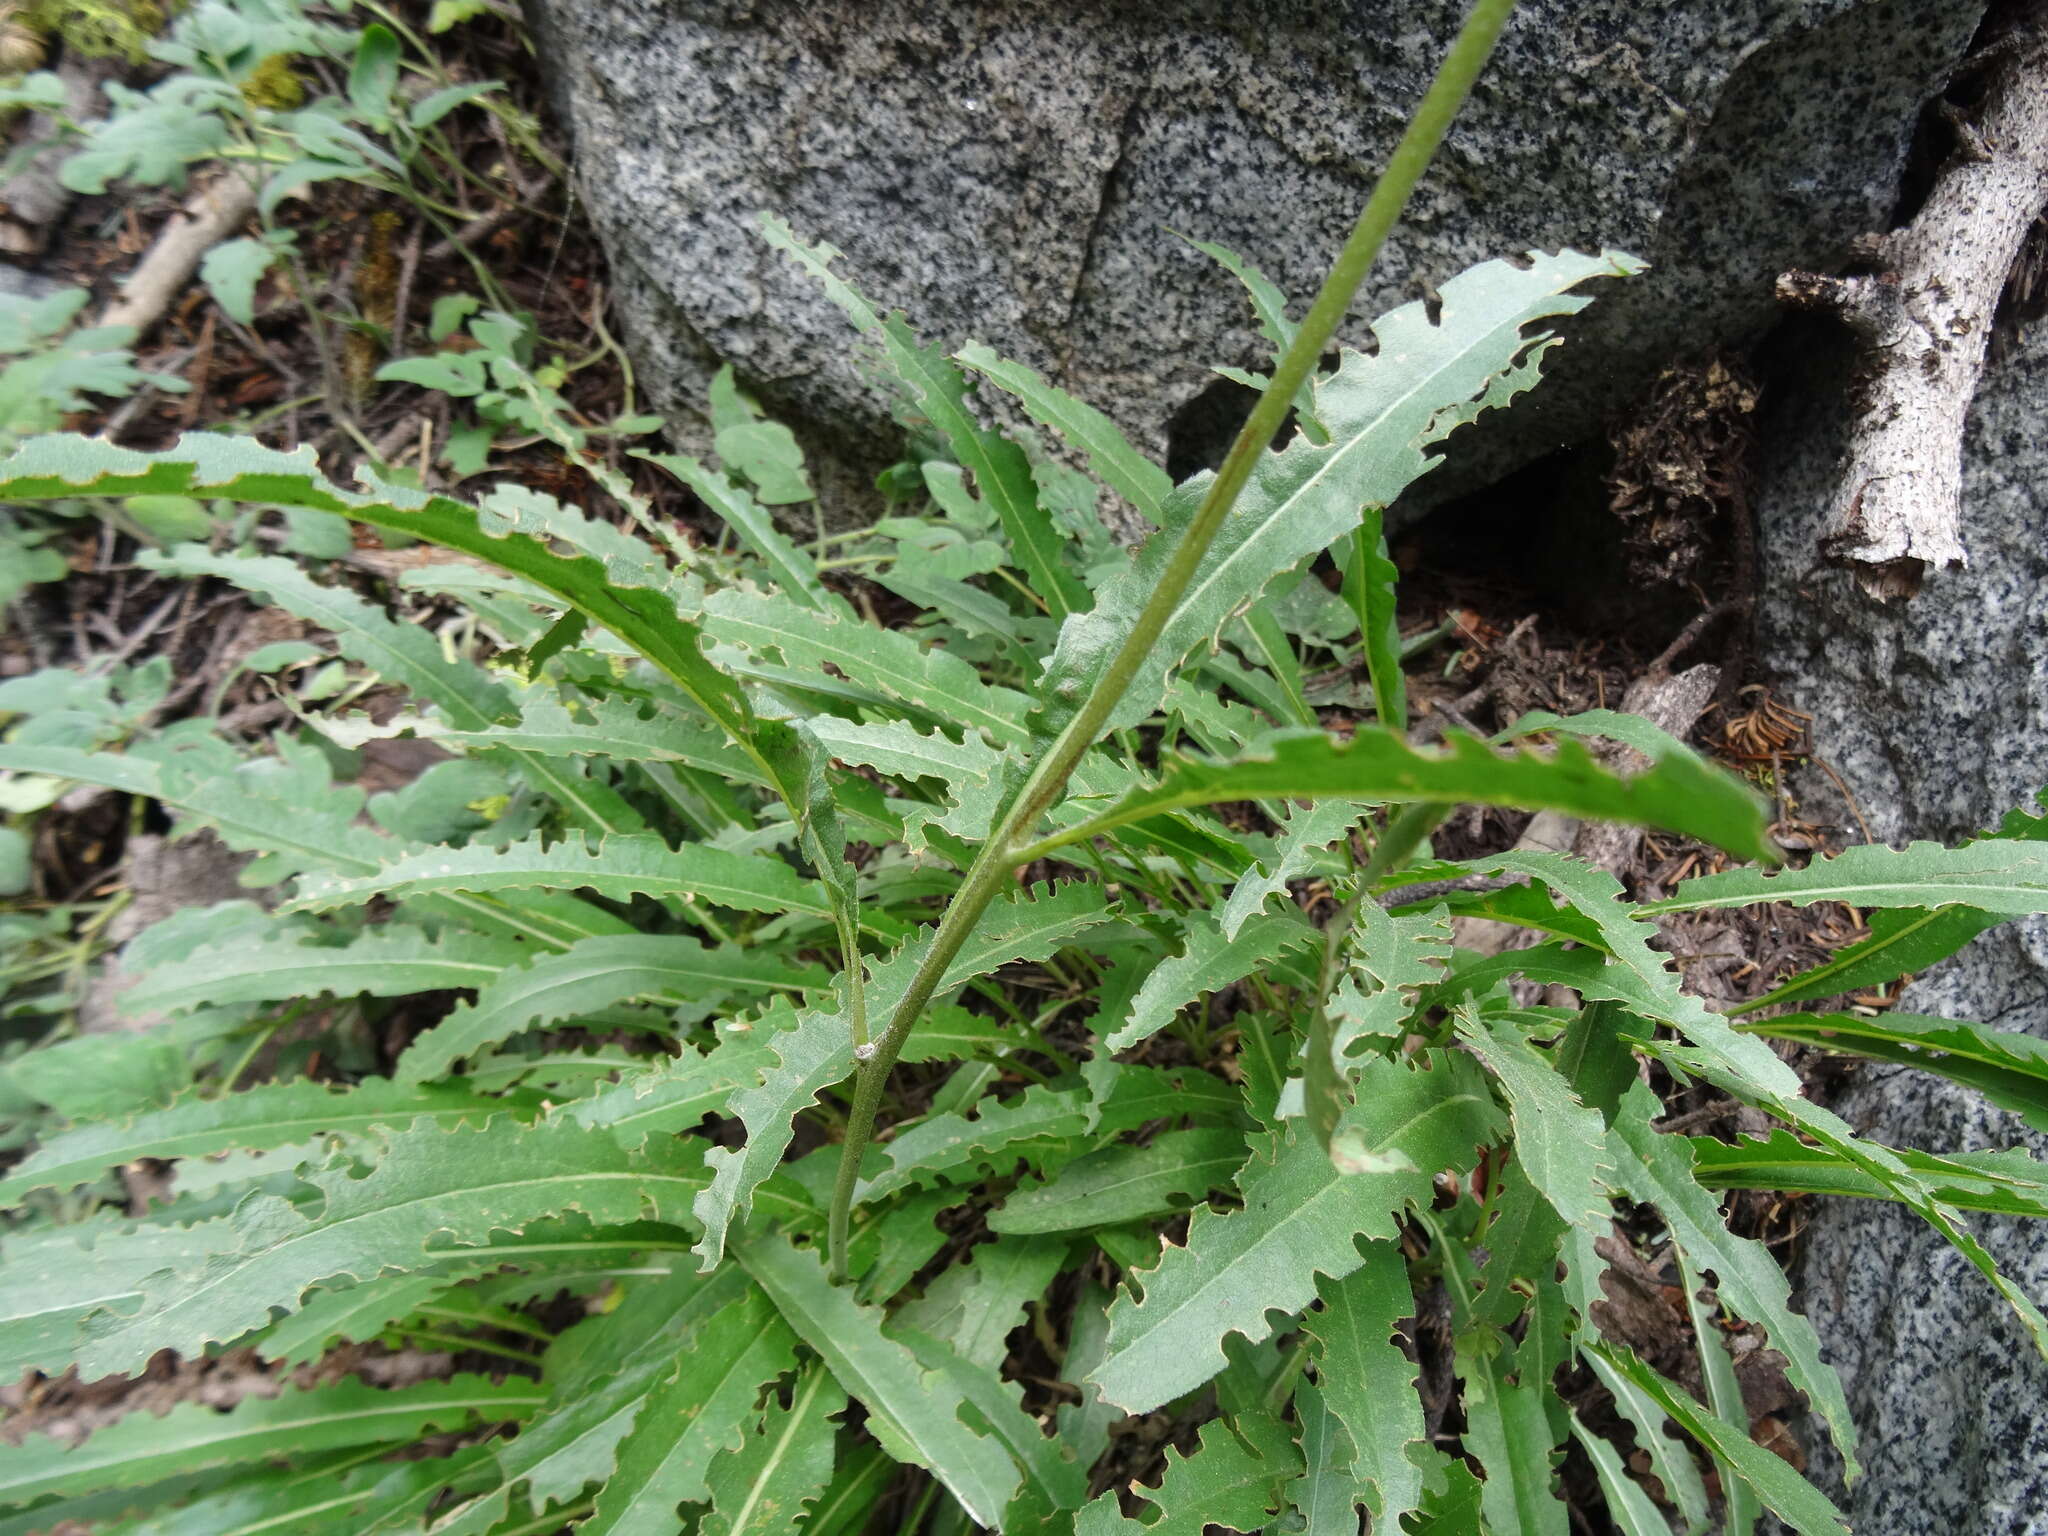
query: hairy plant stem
[{"left": 824, "top": 0, "right": 1521, "bottom": 1280}]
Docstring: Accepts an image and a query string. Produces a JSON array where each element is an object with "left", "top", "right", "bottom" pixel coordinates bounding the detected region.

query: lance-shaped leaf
[
  {"left": 1640, "top": 838, "right": 2048, "bottom": 917},
  {"left": 1291, "top": 1377, "right": 1366, "bottom": 1536},
  {"left": 1032, "top": 727, "right": 1773, "bottom": 867},
  {"left": 0, "top": 434, "right": 777, "bottom": 793},
  {"left": 735, "top": 1231, "right": 1023, "bottom": 1530},
  {"left": 1219, "top": 799, "right": 1364, "bottom": 941},
  {"left": 1453, "top": 1005, "right": 1615, "bottom": 1232},
  {"left": 892, "top": 1233, "right": 1069, "bottom": 1374},
  {"left": 1739, "top": 1011, "right": 2048, "bottom": 1132},
  {"left": 397, "top": 936, "right": 818, "bottom": 1083},
  {"left": 1605, "top": 1082, "right": 1857, "bottom": 1469},
  {"left": 1662, "top": 1038, "right": 2048, "bottom": 1361},
  {"left": 1568, "top": 1409, "right": 1677, "bottom": 1536},
  {"left": 120, "top": 927, "right": 530, "bottom": 1016},
  {"left": 0, "top": 742, "right": 619, "bottom": 950},
  {"left": 1454, "top": 1324, "right": 1567, "bottom": 1536},
  {"left": 567, "top": 1030, "right": 781, "bottom": 1146},
  {"left": 1074, "top": 1418, "right": 1290, "bottom": 1536},
  {"left": 0, "top": 1375, "right": 541, "bottom": 1505},
  {"left": 1090, "top": 1052, "right": 1503, "bottom": 1413},
  {"left": 1587, "top": 1345, "right": 1850, "bottom": 1536},
  {"left": 288, "top": 831, "right": 830, "bottom": 919},
  {"left": 805, "top": 714, "right": 1005, "bottom": 849},
  {"left": 1108, "top": 909, "right": 1318, "bottom": 1051},
  {"left": 1345, "top": 504, "right": 1407, "bottom": 731},
  {"left": 955, "top": 344, "right": 1174, "bottom": 526},
  {"left": 404, "top": 691, "right": 763, "bottom": 785},
  {"left": 704, "top": 586, "right": 1032, "bottom": 746},
  {"left": 693, "top": 881, "right": 1110, "bottom": 1266},
  {"left": 644, "top": 450, "right": 834, "bottom": 610},
  {"left": 151, "top": 551, "right": 647, "bottom": 842},
  {"left": 1184, "top": 235, "right": 1325, "bottom": 439},
  {"left": 701, "top": 1362, "right": 847, "bottom": 1536},
  {"left": 577, "top": 1290, "right": 802, "bottom": 1536},
  {"left": 1688, "top": 1131, "right": 2048, "bottom": 1219},
  {"left": 1035, "top": 249, "right": 1638, "bottom": 735},
  {"left": 763, "top": 218, "right": 1089, "bottom": 619},
  {"left": 1305, "top": 1243, "right": 1427, "bottom": 1528},
  {"left": 857, "top": 1084, "right": 1091, "bottom": 1203},
  {"left": 140, "top": 545, "right": 513, "bottom": 727},
  {"left": 429, "top": 1262, "right": 756, "bottom": 1536},
  {"left": 989, "top": 1128, "right": 1250, "bottom": 1235},
  {"left": 0, "top": 1076, "right": 514, "bottom": 1204},
  {"left": 1738, "top": 794, "right": 2048, "bottom": 1012},
  {"left": 62, "top": 1118, "right": 710, "bottom": 1377}
]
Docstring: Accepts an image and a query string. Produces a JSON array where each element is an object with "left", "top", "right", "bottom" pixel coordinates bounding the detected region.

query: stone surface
[
  {"left": 1754, "top": 309, "right": 2048, "bottom": 1529},
  {"left": 525, "top": 0, "right": 1979, "bottom": 517}
]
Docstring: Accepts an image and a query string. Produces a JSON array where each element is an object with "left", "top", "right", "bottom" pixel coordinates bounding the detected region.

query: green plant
[{"left": 1, "top": 4, "right": 2047, "bottom": 1535}]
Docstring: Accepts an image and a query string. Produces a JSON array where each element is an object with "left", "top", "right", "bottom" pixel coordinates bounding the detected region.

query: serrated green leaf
[
  {"left": 120, "top": 926, "right": 531, "bottom": 1016},
  {"left": 1568, "top": 1410, "right": 1675, "bottom": 1536},
  {"left": 430, "top": 1262, "right": 755, "bottom": 1536},
  {"left": 397, "top": 935, "right": 821, "bottom": 1082},
  {"left": 955, "top": 344, "right": 1173, "bottom": 526},
  {"left": 858, "top": 1084, "right": 1090, "bottom": 1203},
  {"left": 1306, "top": 1243, "right": 1426, "bottom": 1527},
  {"left": 1344, "top": 504, "right": 1407, "bottom": 732},
  {"left": 1453, "top": 1004, "right": 1615, "bottom": 1231},
  {"left": 400, "top": 691, "right": 763, "bottom": 785},
  {"left": 1605, "top": 1082, "right": 1856, "bottom": 1470},
  {"left": 288, "top": 831, "right": 831, "bottom": 919},
  {"left": 0, "top": 1076, "right": 513, "bottom": 1204},
  {"left": 1075, "top": 1418, "right": 1287, "bottom": 1536},
  {"left": 1662, "top": 1039, "right": 2048, "bottom": 1362},
  {"left": 1737, "top": 788, "right": 2045, "bottom": 1012},
  {"left": 989, "top": 1128, "right": 1249, "bottom": 1235},
  {"left": 0, "top": 1376, "right": 539, "bottom": 1506},
  {"left": 577, "top": 1289, "right": 802, "bottom": 1536},
  {"left": 567, "top": 1030, "right": 780, "bottom": 1143},
  {"left": 1688, "top": 1130, "right": 2048, "bottom": 1218},
  {"left": 735, "top": 1230, "right": 1022, "bottom": 1530},
  {"left": 0, "top": 435, "right": 787, "bottom": 805},
  {"left": 1453, "top": 1323, "right": 1567, "bottom": 1536},
  {"left": 1182, "top": 235, "right": 1324, "bottom": 440},
  {"left": 694, "top": 882, "right": 1110, "bottom": 1267},
  {"left": 1676, "top": 1248, "right": 1758, "bottom": 1535},
  {"left": 1641, "top": 838, "right": 2048, "bottom": 917},
  {"left": 701, "top": 1361, "right": 846, "bottom": 1536},
  {"left": 1108, "top": 909, "right": 1317, "bottom": 1051},
  {"left": 1039, "top": 726, "right": 1773, "bottom": 867},
  {"left": 1587, "top": 1345, "right": 1849, "bottom": 1536},
  {"left": 762, "top": 219, "right": 1089, "bottom": 619},
  {"left": 1740, "top": 1011, "right": 2048, "bottom": 1132},
  {"left": 892, "top": 1233, "right": 1068, "bottom": 1375},
  {"left": 1091, "top": 1052, "right": 1502, "bottom": 1413},
  {"left": 646, "top": 450, "right": 832, "bottom": 608},
  {"left": 1290, "top": 1377, "right": 1364, "bottom": 1536},
  {"left": 704, "top": 586, "right": 1032, "bottom": 747},
  {"left": 1219, "top": 799, "right": 1363, "bottom": 941},
  {"left": 1036, "top": 248, "right": 1638, "bottom": 734},
  {"left": 60, "top": 1119, "right": 709, "bottom": 1377}
]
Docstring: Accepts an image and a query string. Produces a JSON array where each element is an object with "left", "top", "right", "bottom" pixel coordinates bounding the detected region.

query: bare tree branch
[{"left": 1777, "top": 30, "right": 2048, "bottom": 600}]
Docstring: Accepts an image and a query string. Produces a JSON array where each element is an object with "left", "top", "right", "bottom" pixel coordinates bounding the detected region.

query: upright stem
[{"left": 824, "top": 0, "right": 1521, "bottom": 1280}]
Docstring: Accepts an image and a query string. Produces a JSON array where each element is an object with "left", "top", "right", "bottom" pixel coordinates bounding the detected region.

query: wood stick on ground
[
  {"left": 1775, "top": 31, "right": 2048, "bottom": 600},
  {"left": 1452, "top": 662, "right": 1721, "bottom": 958},
  {"left": 99, "top": 173, "right": 260, "bottom": 337}
]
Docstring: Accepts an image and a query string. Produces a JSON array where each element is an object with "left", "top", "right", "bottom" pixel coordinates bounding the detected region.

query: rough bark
[{"left": 1777, "top": 32, "right": 2048, "bottom": 600}]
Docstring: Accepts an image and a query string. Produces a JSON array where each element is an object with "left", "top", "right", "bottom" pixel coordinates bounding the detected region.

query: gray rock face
[
  {"left": 1755, "top": 314, "right": 2048, "bottom": 1529},
  {"left": 525, "top": 0, "right": 1978, "bottom": 514}
]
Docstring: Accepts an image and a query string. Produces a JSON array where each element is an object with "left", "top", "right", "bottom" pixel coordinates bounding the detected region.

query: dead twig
[
  {"left": 1776, "top": 30, "right": 2048, "bottom": 599},
  {"left": 100, "top": 173, "right": 261, "bottom": 338}
]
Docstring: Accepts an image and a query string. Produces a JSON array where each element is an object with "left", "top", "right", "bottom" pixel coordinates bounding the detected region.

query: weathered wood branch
[{"left": 1776, "top": 31, "right": 2048, "bottom": 601}]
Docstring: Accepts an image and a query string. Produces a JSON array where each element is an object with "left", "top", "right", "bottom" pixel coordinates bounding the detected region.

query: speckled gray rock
[
  {"left": 524, "top": 0, "right": 1980, "bottom": 515},
  {"left": 1754, "top": 312, "right": 2048, "bottom": 1530}
]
